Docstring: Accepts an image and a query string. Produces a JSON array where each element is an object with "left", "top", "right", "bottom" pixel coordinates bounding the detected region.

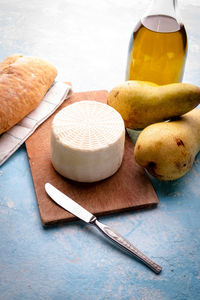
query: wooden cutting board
[{"left": 26, "top": 90, "right": 158, "bottom": 225}]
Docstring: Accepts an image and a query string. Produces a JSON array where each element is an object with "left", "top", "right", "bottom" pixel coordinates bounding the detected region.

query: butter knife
[{"left": 45, "top": 183, "right": 162, "bottom": 274}]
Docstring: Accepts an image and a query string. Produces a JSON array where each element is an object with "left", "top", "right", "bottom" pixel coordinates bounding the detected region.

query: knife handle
[{"left": 92, "top": 218, "right": 162, "bottom": 274}]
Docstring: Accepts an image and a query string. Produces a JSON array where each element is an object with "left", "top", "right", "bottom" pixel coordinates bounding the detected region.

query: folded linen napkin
[{"left": 0, "top": 81, "right": 72, "bottom": 166}]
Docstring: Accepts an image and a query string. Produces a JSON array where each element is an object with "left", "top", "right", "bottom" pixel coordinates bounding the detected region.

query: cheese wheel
[{"left": 50, "top": 101, "right": 125, "bottom": 182}]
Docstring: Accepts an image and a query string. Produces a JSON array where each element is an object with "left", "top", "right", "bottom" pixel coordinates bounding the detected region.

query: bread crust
[{"left": 0, "top": 54, "right": 57, "bottom": 134}]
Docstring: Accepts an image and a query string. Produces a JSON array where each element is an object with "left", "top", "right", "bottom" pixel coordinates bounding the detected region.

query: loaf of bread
[{"left": 0, "top": 54, "right": 57, "bottom": 135}]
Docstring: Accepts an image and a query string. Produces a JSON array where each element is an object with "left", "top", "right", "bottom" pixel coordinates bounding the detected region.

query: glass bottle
[{"left": 126, "top": 0, "right": 187, "bottom": 85}]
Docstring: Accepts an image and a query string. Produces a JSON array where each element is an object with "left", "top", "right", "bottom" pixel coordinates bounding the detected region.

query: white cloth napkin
[{"left": 0, "top": 81, "right": 72, "bottom": 166}]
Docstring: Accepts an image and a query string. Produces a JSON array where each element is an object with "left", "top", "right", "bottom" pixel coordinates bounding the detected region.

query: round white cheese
[{"left": 50, "top": 100, "right": 125, "bottom": 182}]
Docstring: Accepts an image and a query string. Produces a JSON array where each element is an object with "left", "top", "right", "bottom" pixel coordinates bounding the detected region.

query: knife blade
[
  {"left": 45, "top": 182, "right": 162, "bottom": 274},
  {"left": 45, "top": 182, "right": 94, "bottom": 223}
]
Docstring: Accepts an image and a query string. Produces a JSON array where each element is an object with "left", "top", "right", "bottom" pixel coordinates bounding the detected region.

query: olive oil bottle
[{"left": 126, "top": 0, "right": 187, "bottom": 85}]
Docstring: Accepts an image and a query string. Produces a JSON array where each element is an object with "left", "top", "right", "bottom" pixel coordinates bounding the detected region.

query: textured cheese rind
[
  {"left": 0, "top": 54, "right": 57, "bottom": 134},
  {"left": 50, "top": 101, "right": 125, "bottom": 182}
]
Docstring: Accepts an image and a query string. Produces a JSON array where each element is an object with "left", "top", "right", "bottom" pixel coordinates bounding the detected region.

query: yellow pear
[
  {"left": 134, "top": 108, "right": 200, "bottom": 180},
  {"left": 107, "top": 80, "right": 200, "bottom": 129}
]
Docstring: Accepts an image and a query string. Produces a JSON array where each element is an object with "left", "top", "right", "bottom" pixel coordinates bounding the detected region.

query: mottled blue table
[{"left": 0, "top": 1, "right": 200, "bottom": 299}]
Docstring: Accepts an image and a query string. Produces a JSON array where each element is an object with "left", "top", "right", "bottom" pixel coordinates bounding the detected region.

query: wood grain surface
[{"left": 26, "top": 90, "right": 158, "bottom": 225}]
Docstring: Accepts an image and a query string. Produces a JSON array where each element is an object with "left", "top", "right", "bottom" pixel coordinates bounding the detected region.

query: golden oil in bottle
[{"left": 126, "top": 14, "right": 187, "bottom": 85}]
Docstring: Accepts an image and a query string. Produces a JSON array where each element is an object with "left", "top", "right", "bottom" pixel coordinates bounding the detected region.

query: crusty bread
[{"left": 0, "top": 54, "right": 57, "bottom": 135}]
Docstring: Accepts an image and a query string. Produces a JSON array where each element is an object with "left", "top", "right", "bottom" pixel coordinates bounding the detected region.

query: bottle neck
[
  {"left": 141, "top": 0, "right": 183, "bottom": 32},
  {"left": 143, "top": 0, "right": 178, "bottom": 19}
]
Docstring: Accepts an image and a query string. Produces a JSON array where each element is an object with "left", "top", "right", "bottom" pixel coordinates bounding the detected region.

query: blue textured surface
[{"left": 0, "top": 1, "right": 200, "bottom": 299}]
